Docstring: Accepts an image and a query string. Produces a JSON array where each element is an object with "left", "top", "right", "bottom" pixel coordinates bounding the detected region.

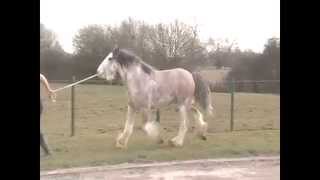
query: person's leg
[
  {"left": 40, "top": 130, "right": 51, "bottom": 155},
  {"left": 40, "top": 98, "right": 51, "bottom": 156}
]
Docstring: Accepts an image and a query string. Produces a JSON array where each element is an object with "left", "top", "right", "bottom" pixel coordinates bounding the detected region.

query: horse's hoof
[
  {"left": 196, "top": 133, "right": 207, "bottom": 141},
  {"left": 168, "top": 139, "right": 183, "bottom": 147},
  {"left": 157, "top": 138, "right": 164, "bottom": 144},
  {"left": 200, "top": 135, "right": 207, "bottom": 141},
  {"left": 115, "top": 141, "right": 127, "bottom": 149},
  {"left": 168, "top": 140, "right": 175, "bottom": 147}
]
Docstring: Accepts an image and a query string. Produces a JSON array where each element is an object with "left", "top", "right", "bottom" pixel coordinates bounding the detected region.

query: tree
[
  {"left": 226, "top": 37, "right": 280, "bottom": 94},
  {"left": 146, "top": 20, "right": 204, "bottom": 69},
  {"left": 40, "top": 23, "right": 57, "bottom": 52},
  {"left": 73, "top": 25, "right": 113, "bottom": 59},
  {"left": 72, "top": 25, "right": 114, "bottom": 77},
  {"left": 206, "top": 38, "right": 238, "bottom": 68},
  {"left": 40, "top": 23, "right": 72, "bottom": 80},
  {"left": 263, "top": 38, "right": 280, "bottom": 80}
]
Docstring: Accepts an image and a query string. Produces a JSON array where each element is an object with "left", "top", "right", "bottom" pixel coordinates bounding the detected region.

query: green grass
[{"left": 40, "top": 84, "right": 280, "bottom": 171}]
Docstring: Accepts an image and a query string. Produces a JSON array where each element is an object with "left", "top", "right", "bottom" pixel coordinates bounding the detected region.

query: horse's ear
[{"left": 113, "top": 45, "right": 120, "bottom": 56}]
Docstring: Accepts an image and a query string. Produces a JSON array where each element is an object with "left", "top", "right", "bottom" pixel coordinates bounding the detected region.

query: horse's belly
[{"left": 151, "top": 92, "right": 176, "bottom": 108}]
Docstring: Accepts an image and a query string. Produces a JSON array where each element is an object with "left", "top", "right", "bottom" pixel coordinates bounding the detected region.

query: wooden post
[
  {"left": 230, "top": 79, "right": 235, "bottom": 131},
  {"left": 71, "top": 76, "right": 76, "bottom": 137},
  {"left": 253, "top": 81, "right": 258, "bottom": 93}
]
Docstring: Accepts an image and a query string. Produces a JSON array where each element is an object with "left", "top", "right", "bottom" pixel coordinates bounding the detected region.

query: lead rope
[{"left": 50, "top": 74, "right": 99, "bottom": 102}]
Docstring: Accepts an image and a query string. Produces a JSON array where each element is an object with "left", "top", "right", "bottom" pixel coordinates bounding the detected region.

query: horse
[{"left": 97, "top": 47, "right": 214, "bottom": 149}]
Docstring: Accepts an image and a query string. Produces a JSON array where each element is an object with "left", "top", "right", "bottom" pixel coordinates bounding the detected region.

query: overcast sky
[{"left": 40, "top": 0, "right": 280, "bottom": 53}]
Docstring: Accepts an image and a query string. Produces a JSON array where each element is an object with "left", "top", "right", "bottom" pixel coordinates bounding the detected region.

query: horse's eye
[{"left": 108, "top": 57, "right": 112, "bottom": 61}]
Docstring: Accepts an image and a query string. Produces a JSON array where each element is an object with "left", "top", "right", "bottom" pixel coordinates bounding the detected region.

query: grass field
[{"left": 40, "top": 83, "right": 280, "bottom": 171}]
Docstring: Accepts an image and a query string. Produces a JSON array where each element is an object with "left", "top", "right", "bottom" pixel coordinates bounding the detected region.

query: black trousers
[{"left": 40, "top": 99, "right": 50, "bottom": 154}]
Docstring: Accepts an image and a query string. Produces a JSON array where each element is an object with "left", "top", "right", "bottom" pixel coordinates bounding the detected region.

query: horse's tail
[{"left": 192, "top": 72, "right": 214, "bottom": 116}]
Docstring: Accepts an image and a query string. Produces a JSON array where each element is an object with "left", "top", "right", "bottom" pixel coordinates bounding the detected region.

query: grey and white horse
[{"left": 97, "top": 47, "right": 214, "bottom": 149}]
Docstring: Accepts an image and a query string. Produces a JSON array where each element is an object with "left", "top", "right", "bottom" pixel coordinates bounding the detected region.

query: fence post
[
  {"left": 253, "top": 81, "right": 258, "bottom": 93},
  {"left": 230, "top": 78, "right": 235, "bottom": 131},
  {"left": 71, "top": 76, "right": 76, "bottom": 137}
]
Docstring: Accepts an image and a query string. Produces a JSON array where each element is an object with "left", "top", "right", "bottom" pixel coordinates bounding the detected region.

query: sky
[{"left": 40, "top": 0, "right": 280, "bottom": 53}]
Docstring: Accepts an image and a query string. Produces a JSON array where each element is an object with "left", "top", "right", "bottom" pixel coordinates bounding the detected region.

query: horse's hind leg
[
  {"left": 169, "top": 105, "right": 189, "bottom": 147},
  {"left": 141, "top": 109, "right": 163, "bottom": 144},
  {"left": 191, "top": 107, "right": 208, "bottom": 140},
  {"left": 116, "top": 105, "right": 135, "bottom": 149}
]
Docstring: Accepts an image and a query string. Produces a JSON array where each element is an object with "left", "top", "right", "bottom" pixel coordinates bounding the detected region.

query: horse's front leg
[
  {"left": 169, "top": 105, "right": 189, "bottom": 147},
  {"left": 116, "top": 105, "right": 135, "bottom": 149},
  {"left": 191, "top": 106, "right": 208, "bottom": 140},
  {"left": 142, "top": 109, "right": 163, "bottom": 144}
]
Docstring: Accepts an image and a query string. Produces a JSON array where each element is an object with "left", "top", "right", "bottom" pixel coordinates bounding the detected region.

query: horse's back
[
  {"left": 154, "top": 68, "right": 195, "bottom": 99},
  {"left": 156, "top": 68, "right": 192, "bottom": 78}
]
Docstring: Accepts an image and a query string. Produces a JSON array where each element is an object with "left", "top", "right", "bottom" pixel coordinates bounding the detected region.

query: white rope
[{"left": 53, "top": 74, "right": 98, "bottom": 93}]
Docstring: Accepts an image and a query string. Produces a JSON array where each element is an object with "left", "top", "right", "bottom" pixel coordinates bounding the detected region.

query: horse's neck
[
  {"left": 125, "top": 65, "right": 153, "bottom": 93},
  {"left": 118, "top": 65, "right": 138, "bottom": 83}
]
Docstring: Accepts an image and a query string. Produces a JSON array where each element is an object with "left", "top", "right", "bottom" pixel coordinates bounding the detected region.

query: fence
[
  {"left": 210, "top": 80, "right": 280, "bottom": 94},
  {"left": 47, "top": 77, "right": 280, "bottom": 136}
]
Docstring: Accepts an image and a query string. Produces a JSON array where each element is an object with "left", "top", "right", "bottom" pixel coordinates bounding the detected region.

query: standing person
[{"left": 40, "top": 73, "right": 56, "bottom": 156}]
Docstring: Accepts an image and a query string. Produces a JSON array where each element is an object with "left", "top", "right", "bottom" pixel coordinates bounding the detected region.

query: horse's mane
[{"left": 117, "top": 49, "right": 156, "bottom": 75}]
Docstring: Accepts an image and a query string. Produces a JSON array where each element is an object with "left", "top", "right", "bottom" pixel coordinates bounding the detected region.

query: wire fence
[
  {"left": 45, "top": 77, "right": 280, "bottom": 137},
  {"left": 210, "top": 79, "right": 280, "bottom": 94},
  {"left": 51, "top": 79, "right": 280, "bottom": 94}
]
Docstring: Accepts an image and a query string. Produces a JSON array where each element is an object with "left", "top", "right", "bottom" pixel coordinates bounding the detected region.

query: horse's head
[{"left": 97, "top": 46, "right": 121, "bottom": 81}]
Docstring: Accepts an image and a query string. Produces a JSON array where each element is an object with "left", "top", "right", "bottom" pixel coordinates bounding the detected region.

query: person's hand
[{"left": 48, "top": 90, "right": 57, "bottom": 102}]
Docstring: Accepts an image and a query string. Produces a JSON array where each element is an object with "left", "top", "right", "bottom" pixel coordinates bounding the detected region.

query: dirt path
[{"left": 41, "top": 156, "right": 279, "bottom": 180}]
